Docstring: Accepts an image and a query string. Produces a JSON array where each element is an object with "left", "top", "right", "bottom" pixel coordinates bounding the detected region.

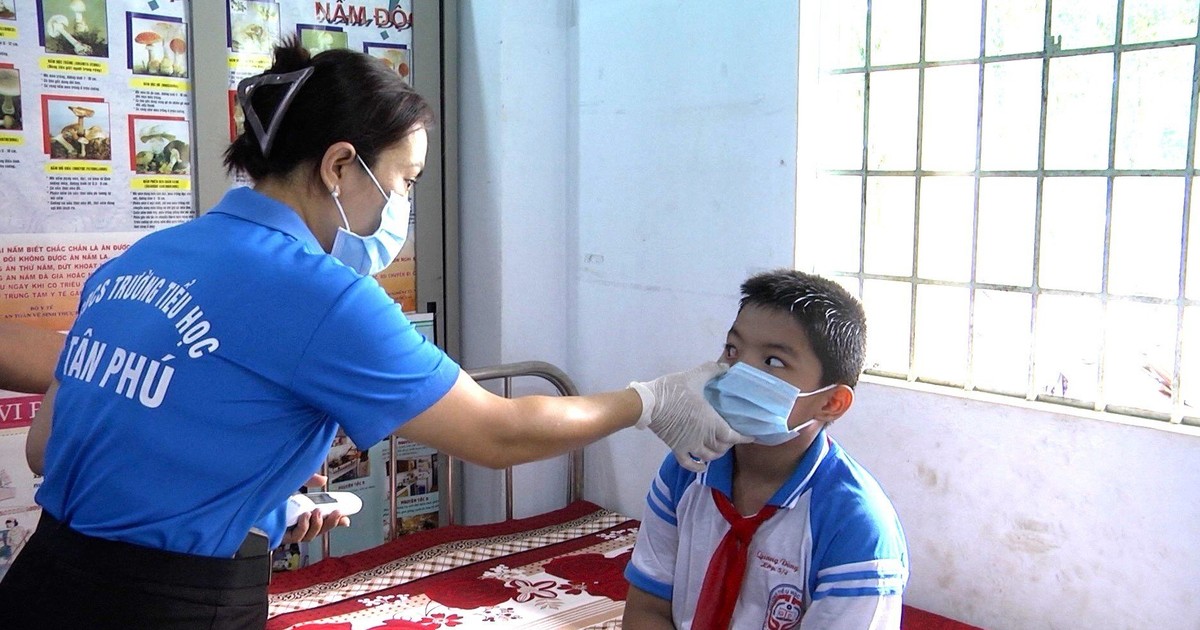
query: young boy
[{"left": 623, "top": 269, "right": 908, "bottom": 630}]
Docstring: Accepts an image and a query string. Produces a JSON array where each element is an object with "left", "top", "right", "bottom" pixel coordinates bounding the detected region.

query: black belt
[{"left": 33, "top": 511, "right": 271, "bottom": 589}]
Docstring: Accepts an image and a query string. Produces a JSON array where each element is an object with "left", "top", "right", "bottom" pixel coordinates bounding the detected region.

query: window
[{"left": 797, "top": 0, "right": 1200, "bottom": 424}]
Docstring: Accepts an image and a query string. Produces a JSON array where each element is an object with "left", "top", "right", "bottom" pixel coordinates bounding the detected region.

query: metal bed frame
[{"left": 320, "top": 360, "right": 584, "bottom": 557}]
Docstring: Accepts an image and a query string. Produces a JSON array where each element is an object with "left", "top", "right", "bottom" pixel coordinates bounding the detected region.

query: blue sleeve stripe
[
  {"left": 624, "top": 563, "right": 673, "bottom": 601},
  {"left": 819, "top": 569, "right": 908, "bottom": 583},
  {"left": 650, "top": 479, "right": 674, "bottom": 514},
  {"left": 810, "top": 586, "right": 903, "bottom": 600},
  {"left": 647, "top": 494, "right": 678, "bottom": 526},
  {"left": 815, "top": 575, "right": 907, "bottom": 597},
  {"left": 817, "top": 558, "right": 907, "bottom": 579}
]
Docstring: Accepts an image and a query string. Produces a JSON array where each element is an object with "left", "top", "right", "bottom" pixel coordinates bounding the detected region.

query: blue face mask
[
  {"left": 329, "top": 155, "right": 411, "bottom": 276},
  {"left": 703, "top": 362, "right": 837, "bottom": 446}
]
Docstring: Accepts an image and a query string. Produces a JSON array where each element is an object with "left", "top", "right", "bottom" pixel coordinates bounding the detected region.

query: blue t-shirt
[{"left": 37, "top": 187, "right": 460, "bottom": 557}]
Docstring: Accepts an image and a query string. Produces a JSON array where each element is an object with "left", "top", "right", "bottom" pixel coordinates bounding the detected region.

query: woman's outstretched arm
[{"left": 0, "top": 322, "right": 65, "bottom": 394}]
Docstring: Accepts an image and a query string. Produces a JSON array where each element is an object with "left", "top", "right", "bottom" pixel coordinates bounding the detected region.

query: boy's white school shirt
[{"left": 625, "top": 431, "right": 909, "bottom": 629}]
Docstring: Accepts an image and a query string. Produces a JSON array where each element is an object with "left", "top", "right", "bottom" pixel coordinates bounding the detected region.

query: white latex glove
[{"left": 629, "top": 361, "right": 753, "bottom": 472}]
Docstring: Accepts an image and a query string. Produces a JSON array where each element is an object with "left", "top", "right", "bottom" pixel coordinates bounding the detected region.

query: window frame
[{"left": 796, "top": 0, "right": 1200, "bottom": 426}]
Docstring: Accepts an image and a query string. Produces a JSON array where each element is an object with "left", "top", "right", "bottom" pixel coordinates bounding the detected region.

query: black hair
[
  {"left": 224, "top": 36, "right": 435, "bottom": 182},
  {"left": 739, "top": 269, "right": 867, "bottom": 387}
]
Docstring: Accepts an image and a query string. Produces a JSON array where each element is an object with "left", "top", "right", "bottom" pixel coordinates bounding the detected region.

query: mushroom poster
[
  {"left": 0, "top": 0, "right": 195, "bottom": 335},
  {"left": 227, "top": 0, "right": 418, "bottom": 312},
  {"left": 0, "top": 0, "right": 196, "bottom": 569}
]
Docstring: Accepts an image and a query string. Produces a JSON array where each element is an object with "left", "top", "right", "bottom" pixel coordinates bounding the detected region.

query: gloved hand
[{"left": 630, "top": 362, "right": 753, "bottom": 472}]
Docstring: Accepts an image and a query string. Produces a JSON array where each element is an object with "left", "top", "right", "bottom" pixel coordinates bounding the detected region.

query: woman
[{"left": 0, "top": 39, "right": 746, "bottom": 629}]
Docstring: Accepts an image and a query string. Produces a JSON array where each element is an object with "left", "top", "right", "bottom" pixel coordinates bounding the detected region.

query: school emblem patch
[{"left": 763, "top": 583, "right": 805, "bottom": 630}]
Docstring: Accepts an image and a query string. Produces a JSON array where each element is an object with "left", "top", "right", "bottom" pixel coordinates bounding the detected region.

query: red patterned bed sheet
[
  {"left": 267, "top": 500, "right": 637, "bottom": 630},
  {"left": 267, "top": 499, "right": 983, "bottom": 630}
]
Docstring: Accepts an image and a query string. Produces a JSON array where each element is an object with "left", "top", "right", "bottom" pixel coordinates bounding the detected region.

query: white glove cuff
[{"left": 629, "top": 381, "right": 654, "bottom": 430}]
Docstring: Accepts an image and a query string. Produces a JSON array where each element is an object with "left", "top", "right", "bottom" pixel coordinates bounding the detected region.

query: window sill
[{"left": 857, "top": 373, "right": 1200, "bottom": 438}]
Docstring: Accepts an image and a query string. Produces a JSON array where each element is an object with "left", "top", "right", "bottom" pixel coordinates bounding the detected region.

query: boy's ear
[{"left": 817, "top": 384, "right": 854, "bottom": 422}]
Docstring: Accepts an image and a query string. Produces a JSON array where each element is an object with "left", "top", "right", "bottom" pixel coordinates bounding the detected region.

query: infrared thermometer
[{"left": 285, "top": 491, "right": 363, "bottom": 527}]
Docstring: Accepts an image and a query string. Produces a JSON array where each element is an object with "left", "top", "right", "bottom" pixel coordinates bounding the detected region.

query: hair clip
[{"left": 236, "top": 66, "right": 315, "bottom": 159}]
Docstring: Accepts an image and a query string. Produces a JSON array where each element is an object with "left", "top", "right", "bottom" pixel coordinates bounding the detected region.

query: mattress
[{"left": 267, "top": 500, "right": 637, "bottom": 629}]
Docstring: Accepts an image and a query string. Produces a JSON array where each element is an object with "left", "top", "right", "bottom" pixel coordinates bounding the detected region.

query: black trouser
[{"left": 0, "top": 511, "right": 271, "bottom": 629}]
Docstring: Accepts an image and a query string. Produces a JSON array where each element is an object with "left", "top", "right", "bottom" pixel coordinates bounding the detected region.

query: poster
[
  {"left": 327, "top": 432, "right": 371, "bottom": 489},
  {"left": 0, "top": 398, "right": 40, "bottom": 581},
  {"left": 0, "top": 1, "right": 199, "bottom": 572},
  {"left": 386, "top": 438, "right": 439, "bottom": 535},
  {"left": 224, "top": 0, "right": 418, "bottom": 310},
  {"left": 0, "top": 0, "right": 197, "bottom": 331},
  {"left": 386, "top": 313, "right": 438, "bottom": 537},
  {"left": 0, "top": 421, "right": 41, "bottom": 580}
]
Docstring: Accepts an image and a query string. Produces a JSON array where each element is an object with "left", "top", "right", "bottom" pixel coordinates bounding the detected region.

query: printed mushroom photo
[
  {"left": 229, "top": 92, "right": 245, "bottom": 141},
  {"left": 168, "top": 37, "right": 188, "bottom": 77},
  {"left": 300, "top": 27, "right": 347, "bottom": 55},
  {"left": 229, "top": 0, "right": 280, "bottom": 55},
  {"left": 367, "top": 46, "right": 411, "bottom": 84},
  {"left": 130, "top": 19, "right": 187, "bottom": 77},
  {"left": 42, "top": 0, "right": 109, "bottom": 58},
  {"left": 132, "top": 30, "right": 162, "bottom": 73},
  {"left": 0, "top": 68, "right": 21, "bottom": 130},
  {"left": 47, "top": 102, "right": 110, "bottom": 160},
  {"left": 135, "top": 122, "right": 190, "bottom": 175},
  {"left": 0, "top": 0, "right": 15, "bottom": 21}
]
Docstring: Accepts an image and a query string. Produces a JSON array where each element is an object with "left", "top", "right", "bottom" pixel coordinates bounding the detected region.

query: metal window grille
[{"left": 801, "top": 0, "right": 1200, "bottom": 425}]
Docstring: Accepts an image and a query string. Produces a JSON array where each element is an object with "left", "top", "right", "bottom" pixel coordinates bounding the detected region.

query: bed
[
  {"left": 266, "top": 362, "right": 983, "bottom": 630},
  {"left": 267, "top": 499, "right": 635, "bottom": 629}
]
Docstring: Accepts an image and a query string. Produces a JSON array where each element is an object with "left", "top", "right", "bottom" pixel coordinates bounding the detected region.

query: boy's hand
[{"left": 630, "top": 362, "right": 753, "bottom": 472}]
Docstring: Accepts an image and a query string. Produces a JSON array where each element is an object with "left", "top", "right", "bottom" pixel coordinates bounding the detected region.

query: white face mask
[{"left": 329, "top": 155, "right": 411, "bottom": 276}]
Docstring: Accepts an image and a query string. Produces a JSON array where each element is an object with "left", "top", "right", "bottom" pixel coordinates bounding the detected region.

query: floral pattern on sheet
[
  {"left": 358, "top": 594, "right": 409, "bottom": 608},
  {"left": 597, "top": 527, "right": 638, "bottom": 541},
  {"left": 268, "top": 504, "right": 638, "bottom": 630},
  {"left": 543, "top": 550, "right": 633, "bottom": 602},
  {"left": 479, "top": 606, "right": 519, "bottom": 622},
  {"left": 292, "top": 559, "right": 622, "bottom": 629},
  {"left": 413, "top": 550, "right": 631, "bottom": 619}
]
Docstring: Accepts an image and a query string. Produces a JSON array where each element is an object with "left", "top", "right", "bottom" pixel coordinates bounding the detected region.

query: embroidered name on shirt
[{"left": 756, "top": 551, "right": 799, "bottom": 576}]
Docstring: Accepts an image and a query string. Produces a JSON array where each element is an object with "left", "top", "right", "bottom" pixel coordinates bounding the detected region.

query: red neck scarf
[{"left": 692, "top": 487, "right": 779, "bottom": 630}]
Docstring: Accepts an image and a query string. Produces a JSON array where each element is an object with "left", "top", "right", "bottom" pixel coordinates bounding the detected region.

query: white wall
[
  {"left": 572, "top": 0, "right": 799, "bottom": 527},
  {"left": 457, "top": 0, "right": 575, "bottom": 522},
  {"left": 456, "top": 2, "right": 1200, "bottom": 629},
  {"left": 837, "top": 380, "right": 1200, "bottom": 629}
]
